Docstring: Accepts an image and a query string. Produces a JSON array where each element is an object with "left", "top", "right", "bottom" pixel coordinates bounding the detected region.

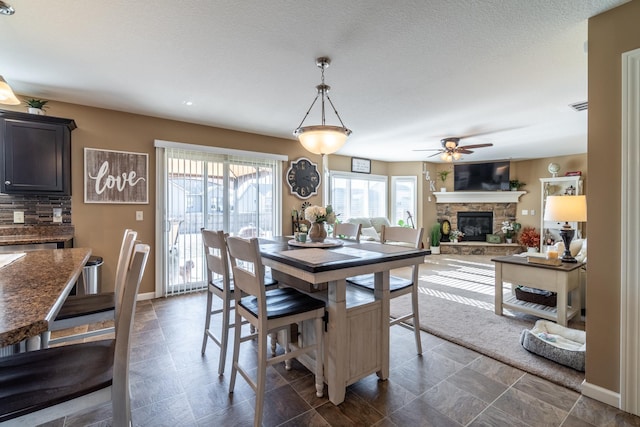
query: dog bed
[{"left": 519, "top": 320, "right": 586, "bottom": 371}]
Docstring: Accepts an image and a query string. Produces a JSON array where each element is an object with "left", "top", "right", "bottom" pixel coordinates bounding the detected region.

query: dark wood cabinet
[{"left": 0, "top": 110, "right": 76, "bottom": 195}]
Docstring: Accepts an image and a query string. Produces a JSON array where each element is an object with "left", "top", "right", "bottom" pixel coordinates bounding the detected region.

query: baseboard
[
  {"left": 137, "top": 291, "right": 156, "bottom": 301},
  {"left": 582, "top": 380, "right": 620, "bottom": 408}
]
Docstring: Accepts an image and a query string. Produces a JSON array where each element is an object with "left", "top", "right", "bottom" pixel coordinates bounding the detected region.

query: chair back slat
[
  {"left": 381, "top": 226, "right": 424, "bottom": 249},
  {"left": 226, "top": 236, "right": 264, "bottom": 300},
  {"left": 333, "top": 222, "right": 362, "bottom": 242},
  {"left": 112, "top": 243, "right": 150, "bottom": 427},
  {"left": 114, "top": 229, "right": 137, "bottom": 322},
  {"left": 201, "top": 229, "right": 232, "bottom": 289}
]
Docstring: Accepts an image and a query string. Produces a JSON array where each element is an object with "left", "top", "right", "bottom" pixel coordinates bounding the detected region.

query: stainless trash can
[{"left": 82, "top": 256, "right": 103, "bottom": 294}]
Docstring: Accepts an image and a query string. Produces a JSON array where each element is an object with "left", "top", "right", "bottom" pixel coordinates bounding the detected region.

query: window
[
  {"left": 329, "top": 171, "right": 387, "bottom": 220},
  {"left": 391, "top": 176, "right": 417, "bottom": 226}
]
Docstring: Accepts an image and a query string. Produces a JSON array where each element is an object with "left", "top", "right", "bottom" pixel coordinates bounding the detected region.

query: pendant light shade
[
  {"left": 294, "top": 57, "right": 352, "bottom": 155},
  {"left": 0, "top": 76, "right": 20, "bottom": 105}
]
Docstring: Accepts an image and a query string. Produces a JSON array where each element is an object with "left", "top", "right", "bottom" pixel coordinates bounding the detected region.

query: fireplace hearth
[{"left": 457, "top": 212, "right": 493, "bottom": 241}]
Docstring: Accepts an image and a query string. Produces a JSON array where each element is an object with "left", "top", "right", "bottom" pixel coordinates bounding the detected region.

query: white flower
[{"left": 304, "top": 205, "right": 336, "bottom": 224}]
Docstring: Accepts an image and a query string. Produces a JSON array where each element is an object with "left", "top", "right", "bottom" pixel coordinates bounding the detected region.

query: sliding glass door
[{"left": 155, "top": 141, "right": 284, "bottom": 296}]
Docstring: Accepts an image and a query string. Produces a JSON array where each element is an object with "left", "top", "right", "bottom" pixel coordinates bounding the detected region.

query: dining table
[
  {"left": 0, "top": 248, "right": 91, "bottom": 352},
  {"left": 259, "top": 236, "right": 429, "bottom": 405}
]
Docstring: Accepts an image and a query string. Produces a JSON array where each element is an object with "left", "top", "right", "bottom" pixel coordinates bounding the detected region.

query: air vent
[{"left": 569, "top": 101, "right": 588, "bottom": 112}]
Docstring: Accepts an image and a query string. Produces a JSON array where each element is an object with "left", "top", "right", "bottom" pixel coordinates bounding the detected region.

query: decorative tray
[{"left": 287, "top": 239, "right": 344, "bottom": 249}]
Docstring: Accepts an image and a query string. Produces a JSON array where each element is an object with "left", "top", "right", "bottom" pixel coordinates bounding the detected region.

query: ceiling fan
[{"left": 413, "top": 137, "right": 493, "bottom": 161}]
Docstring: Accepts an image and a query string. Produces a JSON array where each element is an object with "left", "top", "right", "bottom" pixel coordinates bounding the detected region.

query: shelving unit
[{"left": 539, "top": 176, "right": 583, "bottom": 252}]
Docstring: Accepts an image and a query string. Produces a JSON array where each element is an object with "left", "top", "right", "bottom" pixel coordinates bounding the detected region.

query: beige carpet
[{"left": 390, "top": 254, "right": 585, "bottom": 392}]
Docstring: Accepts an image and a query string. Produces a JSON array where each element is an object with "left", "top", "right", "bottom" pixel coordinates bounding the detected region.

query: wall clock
[
  {"left": 440, "top": 219, "right": 451, "bottom": 242},
  {"left": 286, "top": 157, "right": 321, "bottom": 199}
]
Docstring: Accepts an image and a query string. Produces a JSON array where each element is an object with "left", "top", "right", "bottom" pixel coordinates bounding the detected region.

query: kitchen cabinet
[
  {"left": 539, "top": 176, "right": 583, "bottom": 251},
  {"left": 0, "top": 110, "right": 76, "bottom": 195}
]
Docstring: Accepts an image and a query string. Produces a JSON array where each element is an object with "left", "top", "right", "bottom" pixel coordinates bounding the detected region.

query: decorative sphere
[{"left": 548, "top": 163, "right": 560, "bottom": 177}]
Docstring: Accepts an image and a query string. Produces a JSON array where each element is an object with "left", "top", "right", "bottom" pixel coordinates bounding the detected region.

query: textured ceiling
[{"left": 0, "top": 0, "right": 627, "bottom": 162}]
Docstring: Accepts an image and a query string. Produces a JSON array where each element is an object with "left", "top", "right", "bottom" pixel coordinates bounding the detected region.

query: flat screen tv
[{"left": 454, "top": 161, "right": 510, "bottom": 191}]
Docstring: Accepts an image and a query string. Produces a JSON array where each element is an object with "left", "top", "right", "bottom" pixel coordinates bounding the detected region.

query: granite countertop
[
  {"left": 0, "top": 247, "right": 91, "bottom": 347},
  {"left": 0, "top": 225, "right": 74, "bottom": 246}
]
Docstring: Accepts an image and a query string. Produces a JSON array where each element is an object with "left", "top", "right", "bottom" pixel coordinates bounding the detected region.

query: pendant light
[
  {"left": 0, "top": 76, "right": 20, "bottom": 105},
  {"left": 293, "top": 57, "right": 352, "bottom": 155}
]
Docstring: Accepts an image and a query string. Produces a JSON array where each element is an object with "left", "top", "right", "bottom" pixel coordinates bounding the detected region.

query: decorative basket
[{"left": 515, "top": 286, "right": 557, "bottom": 307}]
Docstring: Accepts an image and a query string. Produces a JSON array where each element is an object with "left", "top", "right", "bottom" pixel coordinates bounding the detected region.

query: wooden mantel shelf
[{"left": 433, "top": 191, "right": 526, "bottom": 203}]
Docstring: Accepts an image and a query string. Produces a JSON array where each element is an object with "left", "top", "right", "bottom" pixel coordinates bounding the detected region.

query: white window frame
[
  {"left": 391, "top": 176, "right": 417, "bottom": 226},
  {"left": 328, "top": 170, "right": 388, "bottom": 220}
]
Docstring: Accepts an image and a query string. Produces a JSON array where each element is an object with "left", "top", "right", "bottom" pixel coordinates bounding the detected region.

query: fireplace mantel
[{"left": 433, "top": 191, "right": 526, "bottom": 204}]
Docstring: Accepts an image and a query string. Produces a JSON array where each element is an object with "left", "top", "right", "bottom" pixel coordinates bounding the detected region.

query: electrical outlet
[
  {"left": 13, "top": 211, "right": 24, "bottom": 223},
  {"left": 53, "top": 208, "right": 62, "bottom": 223},
  {"left": 136, "top": 211, "right": 143, "bottom": 221},
  {"left": 530, "top": 209, "right": 536, "bottom": 216}
]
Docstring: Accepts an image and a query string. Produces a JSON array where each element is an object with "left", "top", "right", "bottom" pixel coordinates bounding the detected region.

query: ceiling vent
[{"left": 569, "top": 101, "right": 588, "bottom": 112}]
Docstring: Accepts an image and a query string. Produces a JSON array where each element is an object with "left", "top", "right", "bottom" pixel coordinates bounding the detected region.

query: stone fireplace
[{"left": 433, "top": 191, "right": 525, "bottom": 255}]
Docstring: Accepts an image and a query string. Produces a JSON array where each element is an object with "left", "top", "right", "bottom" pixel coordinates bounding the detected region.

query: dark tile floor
[{"left": 49, "top": 292, "right": 640, "bottom": 427}]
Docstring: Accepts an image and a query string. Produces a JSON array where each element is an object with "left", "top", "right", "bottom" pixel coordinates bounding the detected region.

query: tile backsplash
[{"left": 0, "top": 194, "right": 72, "bottom": 225}]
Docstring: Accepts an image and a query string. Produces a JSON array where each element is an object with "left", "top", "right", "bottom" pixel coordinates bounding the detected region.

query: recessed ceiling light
[
  {"left": 182, "top": 100, "right": 193, "bottom": 106},
  {"left": 0, "top": 1, "right": 15, "bottom": 15}
]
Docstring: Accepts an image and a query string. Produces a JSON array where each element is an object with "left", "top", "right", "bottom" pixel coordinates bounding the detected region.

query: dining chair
[
  {"left": 332, "top": 221, "right": 362, "bottom": 242},
  {"left": 0, "top": 243, "right": 150, "bottom": 427},
  {"left": 45, "top": 229, "right": 138, "bottom": 347},
  {"left": 346, "top": 225, "right": 425, "bottom": 354},
  {"left": 226, "top": 236, "right": 325, "bottom": 427},
  {"left": 200, "top": 229, "right": 278, "bottom": 375}
]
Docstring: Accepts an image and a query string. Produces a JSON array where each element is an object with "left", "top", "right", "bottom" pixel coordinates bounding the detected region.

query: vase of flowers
[
  {"left": 304, "top": 205, "right": 336, "bottom": 243},
  {"left": 519, "top": 227, "right": 541, "bottom": 252},
  {"left": 450, "top": 229, "right": 464, "bottom": 243},
  {"left": 501, "top": 221, "right": 514, "bottom": 244}
]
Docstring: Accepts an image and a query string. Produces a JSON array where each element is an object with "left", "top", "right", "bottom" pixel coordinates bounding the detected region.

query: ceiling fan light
[
  {"left": 453, "top": 152, "right": 462, "bottom": 160},
  {"left": 294, "top": 125, "right": 351, "bottom": 155},
  {"left": 0, "top": 75, "right": 20, "bottom": 105},
  {"left": 443, "top": 138, "right": 458, "bottom": 149}
]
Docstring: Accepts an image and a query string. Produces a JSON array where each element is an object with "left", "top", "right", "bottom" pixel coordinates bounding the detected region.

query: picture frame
[
  {"left": 351, "top": 157, "right": 371, "bottom": 174},
  {"left": 84, "top": 148, "right": 149, "bottom": 204}
]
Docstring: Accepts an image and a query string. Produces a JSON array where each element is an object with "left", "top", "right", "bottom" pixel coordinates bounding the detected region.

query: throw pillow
[{"left": 360, "top": 226, "right": 380, "bottom": 241}]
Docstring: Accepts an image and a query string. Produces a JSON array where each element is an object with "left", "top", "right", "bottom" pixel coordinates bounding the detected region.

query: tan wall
[
  {"left": 4, "top": 101, "right": 311, "bottom": 295},
  {"left": 587, "top": 0, "right": 640, "bottom": 393}
]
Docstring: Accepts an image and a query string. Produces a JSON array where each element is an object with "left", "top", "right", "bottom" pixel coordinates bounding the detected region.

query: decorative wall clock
[{"left": 286, "top": 157, "right": 320, "bottom": 199}]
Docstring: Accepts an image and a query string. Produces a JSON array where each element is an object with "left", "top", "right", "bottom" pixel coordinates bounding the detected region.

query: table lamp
[{"left": 543, "top": 195, "right": 587, "bottom": 263}]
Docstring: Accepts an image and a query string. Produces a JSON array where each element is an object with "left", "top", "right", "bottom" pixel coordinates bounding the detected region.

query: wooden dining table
[
  {"left": 259, "top": 236, "right": 428, "bottom": 405},
  {"left": 0, "top": 248, "right": 91, "bottom": 352}
]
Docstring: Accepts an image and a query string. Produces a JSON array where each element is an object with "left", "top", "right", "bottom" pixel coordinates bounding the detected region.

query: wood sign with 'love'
[{"left": 84, "top": 148, "right": 148, "bottom": 204}]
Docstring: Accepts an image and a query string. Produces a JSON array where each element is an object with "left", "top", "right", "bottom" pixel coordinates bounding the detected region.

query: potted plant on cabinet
[
  {"left": 519, "top": 227, "right": 541, "bottom": 252},
  {"left": 24, "top": 98, "right": 49, "bottom": 115},
  {"left": 430, "top": 223, "right": 441, "bottom": 254}
]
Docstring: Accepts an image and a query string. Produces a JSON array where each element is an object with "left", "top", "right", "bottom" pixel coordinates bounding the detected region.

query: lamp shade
[
  {"left": 294, "top": 125, "right": 350, "bottom": 155},
  {"left": 0, "top": 76, "right": 20, "bottom": 105},
  {"left": 543, "top": 195, "right": 587, "bottom": 222}
]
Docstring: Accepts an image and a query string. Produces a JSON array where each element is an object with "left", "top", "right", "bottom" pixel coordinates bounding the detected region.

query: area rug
[{"left": 390, "top": 254, "right": 585, "bottom": 392}]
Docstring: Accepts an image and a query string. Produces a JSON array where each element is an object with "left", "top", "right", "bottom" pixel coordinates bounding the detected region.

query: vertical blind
[{"left": 156, "top": 141, "right": 284, "bottom": 296}]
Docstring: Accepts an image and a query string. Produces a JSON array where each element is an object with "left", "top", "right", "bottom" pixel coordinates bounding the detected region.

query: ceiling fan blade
[
  {"left": 412, "top": 148, "right": 442, "bottom": 152},
  {"left": 427, "top": 151, "right": 442, "bottom": 158},
  {"left": 458, "top": 143, "right": 493, "bottom": 150},
  {"left": 457, "top": 149, "right": 474, "bottom": 154}
]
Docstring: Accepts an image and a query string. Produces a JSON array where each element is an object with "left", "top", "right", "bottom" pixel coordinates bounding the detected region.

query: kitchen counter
[
  {"left": 0, "top": 225, "right": 74, "bottom": 247},
  {"left": 0, "top": 248, "right": 91, "bottom": 348}
]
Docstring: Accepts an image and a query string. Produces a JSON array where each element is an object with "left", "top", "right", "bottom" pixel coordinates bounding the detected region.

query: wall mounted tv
[{"left": 454, "top": 161, "right": 510, "bottom": 191}]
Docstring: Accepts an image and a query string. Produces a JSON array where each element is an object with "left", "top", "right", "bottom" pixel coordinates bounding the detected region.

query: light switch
[
  {"left": 13, "top": 211, "right": 24, "bottom": 223},
  {"left": 136, "top": 211, "right": 143, "bottom": 221},
  {"left": 521, "top": 209, "right": 528, "bottom": 216},
  {"left": 530, "top": 209, "right": 536, "bottom": 216}
]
